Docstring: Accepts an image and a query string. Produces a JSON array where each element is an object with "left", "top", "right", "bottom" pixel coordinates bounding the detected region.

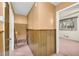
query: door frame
[
  {"left": 9, "top": 2, "right": 15, "bottom": 55},
  {"left": 56, "top": 2, "right": 79, "bottom": 54},
  {"left": 3, "top": 2, "right": 15, "bottom": 55}
]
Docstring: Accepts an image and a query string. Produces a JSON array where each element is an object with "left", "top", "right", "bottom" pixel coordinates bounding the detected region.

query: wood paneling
[
  {"left": 27, "top": 3, "right": 56, "bottom": 55},
  {"left": 28, "top": 29, "right": 56, "bottom": 56}
]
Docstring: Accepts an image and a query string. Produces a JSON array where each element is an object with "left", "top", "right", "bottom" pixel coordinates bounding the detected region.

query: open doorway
[{"left": 14, "top": 14, "right": 27, "bottom": 49}]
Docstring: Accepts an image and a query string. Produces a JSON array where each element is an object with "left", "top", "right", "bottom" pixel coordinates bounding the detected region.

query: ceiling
[
  {"left": 51, "top": 2, "right": 61, "bottom": 5},
  {"left": 11, "top": 2, "right": 61, "bottom": 16},
  {"left": 11, "top": 2, "right": 34, "bottom": 16}
]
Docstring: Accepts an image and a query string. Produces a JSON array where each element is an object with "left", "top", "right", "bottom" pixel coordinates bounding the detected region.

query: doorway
[{"left": 14, "top": 16, "right": 27, "bottom": 49}]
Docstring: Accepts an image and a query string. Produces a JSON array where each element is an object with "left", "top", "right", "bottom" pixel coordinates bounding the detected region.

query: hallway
[
  {"left": 0, "top": 2, "right": 79, "bottom": 56},
  {"left": 10, "top": 2, "right": 79, "bottom": 56},
  {"left": 11, "top": 2, "right": 57, "bottom": 56}
]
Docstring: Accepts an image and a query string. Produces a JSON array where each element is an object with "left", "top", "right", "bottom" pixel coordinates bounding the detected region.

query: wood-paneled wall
[{"left": 28, "top": 29, "right": 56, "bottom": 56}]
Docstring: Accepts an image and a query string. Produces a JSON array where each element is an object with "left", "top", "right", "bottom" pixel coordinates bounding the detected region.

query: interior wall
[
  {"left": 59, "top": 3, "right": 79, "bottom": 42},
  {"left": 0, "top": 22, "right": 3, "bottom": 30},
  {"left": 0, "top": 2, "right": 3, "bottom": 55},
  {"left": 0, "top": 22, "right": 3, "bottom": 54},
  {"left": 38, "top": 3, "right": 56, "bottom": 29},
  {"left": 14, "top": 14, "right": 27, "bottom": 40},
  {"left": 0, "top": 2, "right": 3, "bottom": 16},
  {"left": 57, "top": 3, "right": 79, "bottom": 55},
  {"left": 14, "top": 14, "right": 27, "bottom": 24},
  {"left": 14, "top": 24, "right": 27, "bottom": 40},
  {"left": 56, "top": 2, "right": 76, "bottom": 11},
  {"left": 28, "top": 3, "right": 56, "bottom": 29},
  {"left": 28, "top": 2, "right": 56, "bottom": 56}
]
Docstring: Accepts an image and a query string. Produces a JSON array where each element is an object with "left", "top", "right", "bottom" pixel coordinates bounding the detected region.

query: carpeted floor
[
  {"left": 59, "top": 37, "right": 79, "bottom": 56},
  {"left": 10, "top": 45, "right": 33, "bottom": 56},
  {"left": 10, "top": 37, "right": 79, "bottom": 56},
  {"left": 0, "top": 52, "right": 3, "bottom": 56}
]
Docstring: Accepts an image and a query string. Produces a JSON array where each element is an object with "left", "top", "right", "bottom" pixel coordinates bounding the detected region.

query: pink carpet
[
  {"left": 59, "top": 37, "right": 79, "bottom": 56},
  {"left": 10, "top": 45, "right": 33, "bottom": 56},
  {"left": 10, "top": 37, "right": 79, "bottom": 56}
]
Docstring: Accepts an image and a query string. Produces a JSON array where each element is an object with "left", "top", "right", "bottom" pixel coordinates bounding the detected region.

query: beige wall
[
  {"left": 0, "top": 22, "right": 3, "bottom": 31},
  {"left": 27, "top": 3, "right": 38, "bottom": 29},
  {"left": 0, "top": 2, "right": 3, "bottom": 16},
  {"left": 14, "top": 14, "right": 27, "bottom": 24},
  {"left": 0, "top": 32, "right": 3, "bottom": 53},
  {"left": 14, "top": 14, "right": 27, "bottom": 40},
  {"left": 28, "top": 2, "right": 56, "bottom": 29},
  {"left": 0, "top": 22, "right": 3, "bottom": 53},
  {"left": 0, "top": 2, "right": 3, "bottom": 53},
  {"left": 56, "top": 2, "right": 76, "bottom": 11}
]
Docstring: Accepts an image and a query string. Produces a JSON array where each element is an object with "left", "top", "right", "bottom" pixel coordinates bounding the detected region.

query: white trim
[
  {"left": 9, "top": 3, "right": 15, "bottom": 55},
  {"left": 57, "top": 3, "right": 79, "bottom": 13},
  {"left": 2, "top": 17, "right": 5, "bottom": 56},
  {"left": 56, "top": 12, "right": 59, "bottom": 54},
  {"left": 56, "top": 2, "right": 79, "bottom": 54}
]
